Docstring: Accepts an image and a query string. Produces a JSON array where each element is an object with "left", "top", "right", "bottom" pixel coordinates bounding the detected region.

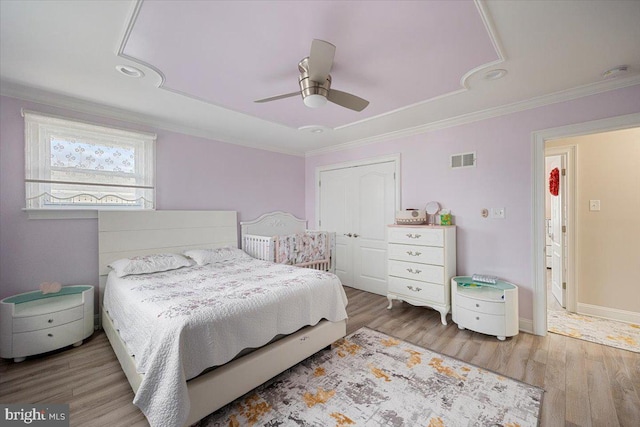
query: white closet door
[
  {"left": 319, "top": 167, "right": 353, "bottom": 285},
  {"left": 319, "top": 161, "right": 396, "bottom": 295}
]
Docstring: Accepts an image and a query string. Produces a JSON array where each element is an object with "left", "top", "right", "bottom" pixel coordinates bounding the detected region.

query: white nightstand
[
  {"left": 0, "top": 286, "right": 94, "bottom": 362},
  {"left": 451, "top": 276, "right": 518, "bottom": 340}
]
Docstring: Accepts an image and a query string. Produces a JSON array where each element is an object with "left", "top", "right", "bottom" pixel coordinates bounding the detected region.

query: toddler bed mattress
[{"left": 103, "top": 248, "right": 348, "bottom": 427}]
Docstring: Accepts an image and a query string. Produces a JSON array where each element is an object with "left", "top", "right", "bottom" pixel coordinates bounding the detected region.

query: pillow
[
  {"left": 108, "top": 253, "right": 192, "bottom": 278},
  {"left": 183, "top": 246, "right": 249, "bottom": 266}
]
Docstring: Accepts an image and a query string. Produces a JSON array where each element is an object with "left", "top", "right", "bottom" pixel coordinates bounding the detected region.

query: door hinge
[
  {"left": 319, "top": 180, "right": 321, "bottom": 187},
  {"left": 319, "top": 220, "right": 322, "bottom": 226},
  {"left": 394, "top": 172, "right": 396, "bottom": 180},
  {"left": 562, "top": 225, "right": 566, "bottom": 233},
  {"left": 561, "top": 168, "right": 566, "bottom": 176},
  {"left": 562, "top": 282, "right": 566, "bottom": 290}
]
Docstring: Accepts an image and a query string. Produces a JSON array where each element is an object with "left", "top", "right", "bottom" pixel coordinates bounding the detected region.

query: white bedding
[{"left": 103, "top": 253, "right": 348, "bottom": 427}]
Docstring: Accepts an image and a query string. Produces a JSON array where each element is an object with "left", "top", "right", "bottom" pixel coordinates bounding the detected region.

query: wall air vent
[{"left": 450, "top": 151, "right": 476, "bottom": 169}]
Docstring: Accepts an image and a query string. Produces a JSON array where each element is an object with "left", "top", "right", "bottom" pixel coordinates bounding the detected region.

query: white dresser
[
  {"left": 0, "top": 286, "right": 94, "bottom": 362},
  {"left": 386, "top": 225, "right": 456, "bottom": 325},
  {"left": 451, "top": 276, "right": 519, "bottom": 340}
]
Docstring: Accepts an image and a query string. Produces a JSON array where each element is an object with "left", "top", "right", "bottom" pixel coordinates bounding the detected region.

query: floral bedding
[{"left": 103, "top": 254, "right": 348, "bottom": 427}]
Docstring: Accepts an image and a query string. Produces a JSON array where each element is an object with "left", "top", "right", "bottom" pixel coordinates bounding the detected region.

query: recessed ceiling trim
[
  {"left": 0, "top": 79, "right": 306, "bottom": 157},
  {"left": 305, "top": 76, "right": 640, "bottom": 157},
  {"left": 459, "top": 0, "right": 507, "bottom": 89},
  {"left": 116, "top": 0, "right": 165, "bottom": 88},
  {"left": 3, "top": 76, "right": 638, "bottom": 159},
  {"left": 118, "top": 0, "right": 504, "bottom": 132}
]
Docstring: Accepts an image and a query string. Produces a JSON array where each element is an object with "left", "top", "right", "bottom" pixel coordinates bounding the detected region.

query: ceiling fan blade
[
  {"left": 327, "top": 89, "right": 369, "bottom": 112},
  {"left": 254, "top": 91, "right": 300, "bottom": 103},
  {"left": 308, "top": 39, "right": 335, "bottom": 83}
]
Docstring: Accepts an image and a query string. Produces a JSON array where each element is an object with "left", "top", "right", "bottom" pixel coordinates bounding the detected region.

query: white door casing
[
  {"left": 531, "top": 113, "right": 639, "bottom": 336},
  {"left": 317, "top": 156, "right": 400, "bottom": 295}
]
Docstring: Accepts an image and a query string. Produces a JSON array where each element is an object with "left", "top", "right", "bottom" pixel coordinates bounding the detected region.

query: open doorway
[
  {"left": 532, "top": 113, "right": 640, "bottom": 336},
  {"left": 539, "top": 125, "right": 640, "bottom": 352}
]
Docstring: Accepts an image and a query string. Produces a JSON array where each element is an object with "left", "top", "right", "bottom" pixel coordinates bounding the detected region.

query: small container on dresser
[
  {"left": 386, "top": 225, "right": 456, "bottom": 325},
  {"left": 451, "top": 276, "right": 518, "bottom": 340},
  {"left": 0, "top": 285, "right": 94, "bottom": 362}
]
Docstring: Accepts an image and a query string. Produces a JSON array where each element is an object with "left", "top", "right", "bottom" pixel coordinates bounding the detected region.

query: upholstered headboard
[{"left": 98, "top": 210, "right": 238, "bottom": 308}]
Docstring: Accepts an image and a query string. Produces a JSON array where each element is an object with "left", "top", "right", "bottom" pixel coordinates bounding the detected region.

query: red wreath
[{"left": 549, "top": 167, "right": 559, "bottom": 196}]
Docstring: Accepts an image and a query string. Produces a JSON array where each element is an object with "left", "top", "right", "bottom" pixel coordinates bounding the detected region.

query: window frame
[{"left": 22, "top": 110, "right": 156, "bottom": 219}]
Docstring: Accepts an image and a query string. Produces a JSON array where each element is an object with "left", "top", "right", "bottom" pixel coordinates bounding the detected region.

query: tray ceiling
[{"left": 1, "top": 0, "right": 639, "bottom": 155}]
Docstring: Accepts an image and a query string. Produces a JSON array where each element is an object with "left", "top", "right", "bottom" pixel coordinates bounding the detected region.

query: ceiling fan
[{"left": 255, "top": 39, "right": 369, "bottom": 112}]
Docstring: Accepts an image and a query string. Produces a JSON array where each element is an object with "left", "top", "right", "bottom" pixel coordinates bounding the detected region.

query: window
[{"left": 24, "top": 111, "right": 156, "bottom": 212}]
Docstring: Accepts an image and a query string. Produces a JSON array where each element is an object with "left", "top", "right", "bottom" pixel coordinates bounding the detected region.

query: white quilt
[{"left": 103, "top": 255, "right": 348, "bottom": 427}]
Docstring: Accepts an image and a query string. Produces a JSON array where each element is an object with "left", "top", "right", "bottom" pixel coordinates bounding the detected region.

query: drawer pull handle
[
  {"left": 475, "top": 317, "right": 480, "bottom": 321},
  {"left": 47, "top": 333, "right": 53, "bottom": 337},
  {"left": 475, "top": 304, "right": 480, "bottom": 308},
  {"left": 406, "top": 268, "right": 422, "bottom": 274},
  {"left": 406, "top": 233, "right": 422, "bottom": 239},
  {"left": 48, "top": 319, "right": 54, "bottom": 323},
  {"left": 406, "top": 251, "right": 422, "bottom": 256},
  {"left": 406, "top": 285, "right": 422, "bottom": 292}
]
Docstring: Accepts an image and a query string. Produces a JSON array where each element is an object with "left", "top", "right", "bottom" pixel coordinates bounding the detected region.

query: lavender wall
[
  {"left": 0, "top": 95, "right": 305, "bottom": 300},
  {"left": 305, "top": 85, "right": 640, "bottom": 321}
]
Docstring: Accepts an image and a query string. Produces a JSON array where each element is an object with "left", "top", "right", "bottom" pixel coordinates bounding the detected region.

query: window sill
[{"left": 22, "top": 208, "right": 153, "bottom": 220}]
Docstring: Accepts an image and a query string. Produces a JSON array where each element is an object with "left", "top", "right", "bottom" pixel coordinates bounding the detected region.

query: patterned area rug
[
  {"left": 548, "top": 310, "right": 640, "bottom": 353},
  {"left": 195, "top": 327, "right": 543, "bottom": 426}
]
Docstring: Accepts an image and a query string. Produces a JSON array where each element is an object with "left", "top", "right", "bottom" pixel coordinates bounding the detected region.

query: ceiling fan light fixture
[{"left": 303, "top": 94, "right": 328, "bottom": 108}]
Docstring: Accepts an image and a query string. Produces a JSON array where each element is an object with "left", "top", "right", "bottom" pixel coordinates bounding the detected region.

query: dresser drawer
[
  {"left": 456, "top": 293, "right": 505, "bottom": 315},
  {"left": 388, "top": 227, "right": 443, "bottom": 247},
  {"left": 388, "top": 277, "right": 445, "bottom": 304},
  {"left": 13, "top": 320, "right": 83, "bottom": 357},
  {"left": 13, "top": 305, "right": 84, "bottom": 333},
  {"left": 455, "top": 308, "right": 506, "bottom": 337},
  {"left": 388, "top": 260, "right": 444, "bottom": 284},
  {"left": 388, "top": 244, "right": 444, "bottom": 265}
]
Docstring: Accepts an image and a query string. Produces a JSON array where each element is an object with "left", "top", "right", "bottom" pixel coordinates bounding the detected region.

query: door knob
[
  {"left": 353, "top": 233, "right": 359, "bottom": 238},
  {"left": 344, "top": 233, "right": 353, "bottom": 237}
]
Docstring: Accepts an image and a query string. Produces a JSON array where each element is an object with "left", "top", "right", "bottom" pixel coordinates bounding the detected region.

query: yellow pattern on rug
[{"left": 303, "top": 387, "right": 335, "bottom": 408}]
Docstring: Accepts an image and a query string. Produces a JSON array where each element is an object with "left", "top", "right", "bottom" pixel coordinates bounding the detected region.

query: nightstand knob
[
  {"left": 475, "top": 304, "right": 480, "bottom": 308},
  {"left": 47, "top": 333, "right": 53, "bottom": 337},
  {"left": 48, "top": 319, "right": 54, "bottom": 323},
  {"left": 476, "top": 317, "right": 480, "bottom": 321}
]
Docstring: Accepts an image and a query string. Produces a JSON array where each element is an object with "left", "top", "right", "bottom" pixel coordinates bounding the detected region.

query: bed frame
[
  {"left": 98, "top": 210, "right": 346, "bottom": 426},
  {"left": 240, "top": 211, "right": 335, "bottom": 272}
]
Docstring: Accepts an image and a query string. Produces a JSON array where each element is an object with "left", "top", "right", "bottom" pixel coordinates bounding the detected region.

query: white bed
[
  {"left": 240, "top": 211, "right": 336, "bottom": 272},
  {"left": 98, "top": 210, "right": 347, "bottom": 427}
]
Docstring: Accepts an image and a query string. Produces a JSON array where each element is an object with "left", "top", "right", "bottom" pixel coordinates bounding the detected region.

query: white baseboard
[
  {"left": 519, "top": 317, "right": 534, "bottom": 334},
  {"left": 577, "top": 303, "right": 640, "bottom": 324}
]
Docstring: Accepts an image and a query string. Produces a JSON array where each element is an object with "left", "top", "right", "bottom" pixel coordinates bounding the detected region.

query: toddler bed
[
  {"left": 241, "top": 211, "right": 335, "bottom": 272},
  {"left": 98, "top": 210, "right": 347, "bottom": 427}
]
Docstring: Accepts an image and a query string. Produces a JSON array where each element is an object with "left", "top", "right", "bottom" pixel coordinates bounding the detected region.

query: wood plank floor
[{"left": 1, "top": 286, "right": 638, "bottom": 426}]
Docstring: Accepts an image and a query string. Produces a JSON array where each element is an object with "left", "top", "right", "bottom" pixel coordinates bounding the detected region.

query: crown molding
[
  {"left": 305, "top": 76, "right": 640, "bottom": 157},
  {"left": 3, "top": 75, "right": 638, "bottom": 160},
  {"left": 0, "top": 80, "right": 305, "bottom": 157}
]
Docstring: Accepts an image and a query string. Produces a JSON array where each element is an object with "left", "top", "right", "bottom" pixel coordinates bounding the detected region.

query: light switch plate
[
  {"left": 589, "top": 200, "right": 601, "bottom": 211},
  {"left": 491, "top": 207, "right": 506, "bottom": 219}
]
